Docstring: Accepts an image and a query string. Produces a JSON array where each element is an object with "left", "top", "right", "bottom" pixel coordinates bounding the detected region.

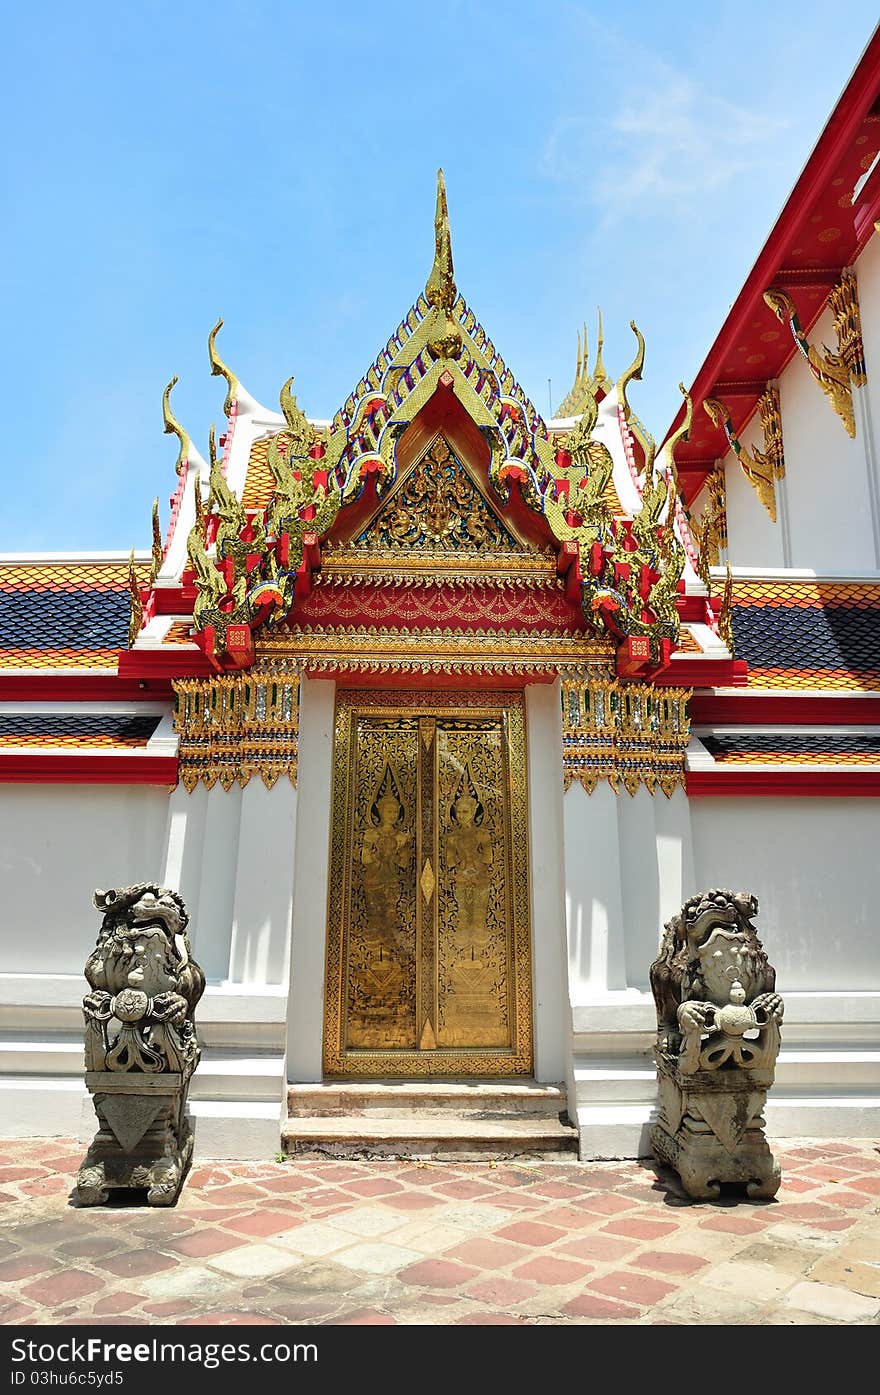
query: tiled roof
[
  {"left": 0, "top": 561, "right": 148, "bottom": 670},
  {"left": 242, "top": 433, "right": 290, "bottom": 511},
  {"left": 731, "top": 578, "right": 880, "bottom": 692},
  {"left": 0, "top": 713, "right": 161, "bottom": 748},
  {"left": 162, "top": 621, "right": 196, "bottom": 645},
  {"left": 700, "top": 732, "right": 880, "bottom": 765}
]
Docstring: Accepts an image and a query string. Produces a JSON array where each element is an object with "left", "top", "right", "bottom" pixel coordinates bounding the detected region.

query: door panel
[{"left": 323, "top": 690, "right": 533, "bottom": 1077}]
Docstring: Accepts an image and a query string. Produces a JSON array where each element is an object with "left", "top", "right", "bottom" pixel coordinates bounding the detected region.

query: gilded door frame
[{"left": 322, "top": 688, "right": 534, "bottom": 1077}]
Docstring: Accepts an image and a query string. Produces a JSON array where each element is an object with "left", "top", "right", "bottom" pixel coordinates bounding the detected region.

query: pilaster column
[
  {"left": 525, "top": 681, "right": 568, "bottom": 1081},
  {"left": 228, "top": 778, "right": 298, "bottom": 986},
  {"left": 286, "top": 675, "right": 336, "bottom": 1082},
  {"left": 194, "top": 783, "right": 242, "bottom": 982}
]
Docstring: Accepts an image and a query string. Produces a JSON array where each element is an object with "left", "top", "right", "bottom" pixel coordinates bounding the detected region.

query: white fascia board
[
  {"left": 710, "top": 565, "right": 880, "bottom": 582},
  {"left": 0, "top": 745, "right": 178, "bottom": 758},
  {"left": 0, "top": 703, "right": 169, "bottom": 716},
  {"left": 0, "top": 668, "right": 119, "bottom": 678},
  {"left": 148, "top": 711, "right": 178, "bottom": 754},
  {"left": 0, "top": 551, "right": 150, "bottom": 563},
  {"left": 693, "top": 723, "right": 880, "bottom": 736},
  {"left": 686, "top": 622, "right": 729, "bottom": 656},
  {"left": 685, "top": 734, "right": 716, "bottom": 770},
  {"left": 691, "top": 759, "right": 880, "bottom": 772},
  {"left": 700, "top": 686, "right": 880, "bottom": 698}
]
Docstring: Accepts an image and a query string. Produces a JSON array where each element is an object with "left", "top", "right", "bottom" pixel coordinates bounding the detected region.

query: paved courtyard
[{"left": 0, "top": 1137, "right": 878, "bottom": 1326}]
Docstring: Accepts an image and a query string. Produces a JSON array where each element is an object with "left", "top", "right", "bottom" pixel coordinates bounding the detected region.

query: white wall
[
  {"left": 854, "top": 238, "right": 880, "bottom": 563},
  {"left": 721, "top": 441, "right": 786, "bottom": 569},
  {"left": 525, "top": 682, "right": 568, "bottom": 1083},
  {"left": 0, "top": 785, "right": 170, "bottom": 974},
  {"left": 778, "top": 303, "right": 876, "bottom": 571},
  {"left": 690, "top": 797, "right": 880, "bottom": 990},
  {"left": 286, "top": 675, "right": 336, "bottom": 1081}
]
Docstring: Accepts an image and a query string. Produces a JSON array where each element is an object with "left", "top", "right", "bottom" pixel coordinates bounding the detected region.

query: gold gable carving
[
  {"left": 354, "top": 436, "right": 522, "bottom": 556},
  {"left": 322, "top": 432, "right": 557, "bottom": 587}
]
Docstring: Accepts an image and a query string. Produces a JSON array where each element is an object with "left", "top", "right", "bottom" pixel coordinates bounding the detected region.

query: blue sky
[{"left": 2, "top": 1, "right": 878, "bottom": 551}]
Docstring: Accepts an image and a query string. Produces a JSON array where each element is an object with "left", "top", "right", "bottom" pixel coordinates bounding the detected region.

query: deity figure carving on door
[
  {"left": 360, "top": 761, "right": 412, "bottom": 953},
  {"left": 445, "top": 765, "right": 493, "bottom": 946}
]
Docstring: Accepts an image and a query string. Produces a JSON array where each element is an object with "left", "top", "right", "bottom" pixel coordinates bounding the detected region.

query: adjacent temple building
[{"left": 2, "top": 33, "right": 879, "bottom": 1160}]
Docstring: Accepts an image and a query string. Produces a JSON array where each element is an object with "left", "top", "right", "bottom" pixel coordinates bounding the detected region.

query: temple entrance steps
[{"left": 281, "top": 1081, "right": 579, "bottom": 1160}]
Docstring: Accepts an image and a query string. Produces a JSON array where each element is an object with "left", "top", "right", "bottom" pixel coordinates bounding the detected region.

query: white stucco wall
[
  {"left": 721, "top": 440, "right": 786, "bottom": 569},
  {"left": 524, "top": 682, "right": 568, "bottom": 1083},
  {"left": 690, "top": 797, "right": 880, "bottom": 990},
  {"left": 0, "top": 785, "right": 170, "bottom": 975},
  {"left": 779, "top": 303, "right": 876, "bottom": 569}
]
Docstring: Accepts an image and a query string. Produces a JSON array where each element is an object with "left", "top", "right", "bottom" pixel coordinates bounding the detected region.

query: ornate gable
[{"left": 141, "top": 169, "right": 717, "bottom": 682}]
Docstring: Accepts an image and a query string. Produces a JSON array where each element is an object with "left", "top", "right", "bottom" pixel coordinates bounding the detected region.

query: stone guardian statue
[
  {"left": 650, "top": 889, "right": 783, "bottom": 1199},
  {"left": 75, "top": 884, "right": 205, "bottom": 1206}
]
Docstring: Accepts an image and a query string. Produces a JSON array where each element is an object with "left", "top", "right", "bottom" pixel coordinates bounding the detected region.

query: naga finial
[
  {"left": 162, "top": 376, "right": 191, "bottom": 476},
  {"left": 208, "top": 318, "right": 240, "bottom": 419},
  {"left": 593, "top": 308, "right": 610, "bottom": 392},
  {"left": 616, "top": 321, "right": 645, "bottom": 423},
  {"left": 279, "top": 376, "right": 312, "bottom": 454},
  {"left": 425, "top": 168, "right": 457, "bottom": 313},
  {"left": 664, "top": 382, "right": 692, "bottom": 479},
  {"left": 151, "top": 498, "right": 162, "bottom": 580},
  {"left": 127, "top": 548, "right": 143, "bottom": 648}
]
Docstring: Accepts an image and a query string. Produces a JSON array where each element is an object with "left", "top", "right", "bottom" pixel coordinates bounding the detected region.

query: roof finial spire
[{"left": 425, "top": 168, "right": 456, "bottom": 312}]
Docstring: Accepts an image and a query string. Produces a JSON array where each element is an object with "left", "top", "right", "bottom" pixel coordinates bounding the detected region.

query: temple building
[{"left": 2, "top": 34, "right": 880, "bottom": 1160}]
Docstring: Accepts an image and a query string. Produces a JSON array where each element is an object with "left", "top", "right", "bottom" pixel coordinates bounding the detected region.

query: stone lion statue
[
  {"left": 76, "top": 883, "right": 204, "bottom": 1207},
  {"left": 650, "top": 889, "right": 784, "bottom": 1199}
]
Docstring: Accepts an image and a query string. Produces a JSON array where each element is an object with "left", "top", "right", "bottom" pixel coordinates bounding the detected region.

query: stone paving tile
[
  {"left": 783, "top": 1280, "right": 880, "bottom": 1322},
  {"left": 0, "top": 1138, "right": 876, "bottom": 1325},
  {"left": 334, "top": 1242, "right": 424, "bottom": 1275}
]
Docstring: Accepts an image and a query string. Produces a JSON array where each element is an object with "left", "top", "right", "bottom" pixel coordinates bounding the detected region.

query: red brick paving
[
  {"left": 398, "top": 1259, "right": 479, "bottom": 1287},
  {"left": 563, "top": 1294, "right": 641, "bottom": 1320},
  {"left": 446, "top": 1238, "right": 529, "bottom": 1269},
  {"left": 465, "top": 1276, "right": 538, "bottom": 1305},
  {"left": 167, "top": 1228, "right": 249, "bottom": 1258},
  {"left": 495, "top": 1221, "right": 566, "bottom": 1247},
  {"left": 21, "top": 1269, "right": 103, "bottom": 1304},
  {"left": 99, "top": 1250, "right": 177, "bottom": 1279},
  {"left": 511, "top": 1255, "right": 592, "bottom": 1284},
  {"left": 628, "top": 1249, "right": 708, "bottom": 1276},
  {"left": 345, "top": 1178, "right": 404, "bottom": 1197},
  {"left": 0, "top": 1138, "right": 876, "bottom": 1326},
  {"left": 558, "top": 1233, "right": 639, "bottom": 1261},
  {"left": 600, "top": 1217, "right": 679, "bottom": 1239},
  {"left": 587, "top": 1270, "right": 678, "bottom": 1305},
  {"left": 0, "top": 1255, "right": 55, "bottom": 1281},
  {"left": 700, "top": 1214, "right": 767, "bottom": 1235},
  {"left": 225, "top": 1210, "right": 304, "bottom": 1237}
]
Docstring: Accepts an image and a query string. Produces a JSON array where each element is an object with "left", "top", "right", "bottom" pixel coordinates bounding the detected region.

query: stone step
[
  {"left": 280, "top": 1113, "right": 579, "bottom": 1160},
  {"left": 286, "top": 1080, "right": 567, "bottom": 1119}
]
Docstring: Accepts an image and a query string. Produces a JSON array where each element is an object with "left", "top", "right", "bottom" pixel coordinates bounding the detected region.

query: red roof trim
[
  {"left": 686, "top": 769, "right": 880, "bottom": 796},
  {"left": 690, "top": 694, "right": 880, "bottom": 723},
  {"left": 666, "top": 25, "right": 880, "bottom": 491},
  {"left": 0, "top": 754, "right": 178, "bottom": 785}
]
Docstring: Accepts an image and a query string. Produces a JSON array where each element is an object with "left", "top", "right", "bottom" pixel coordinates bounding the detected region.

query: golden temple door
[{"left": 323, "top": 690, "right": 533, "bottom": 1077}]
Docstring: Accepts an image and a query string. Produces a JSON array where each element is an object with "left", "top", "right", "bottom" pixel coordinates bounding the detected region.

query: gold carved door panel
[{"left": 323, "top": 691, "right": 533, "bottom": 1077}]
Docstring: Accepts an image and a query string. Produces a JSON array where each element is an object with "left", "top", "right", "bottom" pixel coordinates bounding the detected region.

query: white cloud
[{"left": 542, "top": 62, "right": 790, "bottom": 225}]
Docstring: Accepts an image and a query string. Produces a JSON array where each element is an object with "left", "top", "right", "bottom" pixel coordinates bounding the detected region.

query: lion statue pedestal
[
  {"left": 75, "top": 884, "right": 205, "bottom": 1207},
  {"left": 650, "top": 889, "right": 784, "bottom": 1201}
]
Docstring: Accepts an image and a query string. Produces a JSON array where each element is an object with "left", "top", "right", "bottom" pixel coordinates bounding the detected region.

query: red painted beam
[
  {"left": 0, "top": 675, "right": 174, "bottom": 701},
  {"left": 151, "top": 587, "right": 194, "bottom": 617},
  {"left": 0, "top": 755, "right": 179, "bottom": 785},
  {"left": 690, "top": 694, "right": 880, "bottom": 724},
  {"left": 686, "top": 769, "right": 880, "bottom": 797},
  {"left": 117, "top": 649, "right": 214, "bottom": 680},
  {"left": 664, "top": 659, "right": 749, "bottom": 688}
]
